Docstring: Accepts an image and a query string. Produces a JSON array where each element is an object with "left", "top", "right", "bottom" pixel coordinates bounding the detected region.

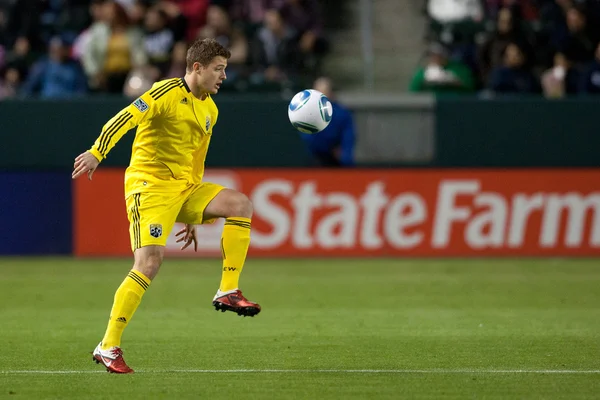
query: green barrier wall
[
  {"left": 435, "top": 97, "right": 600, "bottom": 167},
  {"left": 2, "top": 96, "right": 600, "bottom": 168},
  {"left": 0, "top": 96, "right": 314, "bottom": 169}
]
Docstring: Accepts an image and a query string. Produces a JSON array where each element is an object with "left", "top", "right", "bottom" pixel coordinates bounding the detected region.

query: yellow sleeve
[{"left": 89, "top": 79, "right": 179, "bottom": 161}]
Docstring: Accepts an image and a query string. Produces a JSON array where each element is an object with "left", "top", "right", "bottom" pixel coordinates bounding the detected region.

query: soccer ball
[{"left": 288, "top": 89, "right": 333, "bottom": 134}]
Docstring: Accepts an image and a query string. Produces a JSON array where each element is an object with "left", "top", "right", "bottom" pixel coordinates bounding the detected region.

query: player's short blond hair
[{"left": 186, "top": 38, "right": 231, "bottom": 71}]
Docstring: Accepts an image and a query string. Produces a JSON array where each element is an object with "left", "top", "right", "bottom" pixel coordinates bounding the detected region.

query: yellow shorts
[{"left": 125, "top": 182, "right": 225, "bottom": 252}]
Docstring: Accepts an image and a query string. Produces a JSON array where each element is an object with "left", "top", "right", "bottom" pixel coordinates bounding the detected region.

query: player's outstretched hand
[
  {"left": 176, "top": 224, "right": 197, "bottom": 251},
  {"left": 72, "top": 151, "right": 100, "bottom": 180}
]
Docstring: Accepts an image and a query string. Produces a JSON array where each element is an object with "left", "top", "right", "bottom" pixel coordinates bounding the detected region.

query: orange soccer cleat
[
  {"left": 213, "top": 289, "right": 261, "bottom": 317},
  {"left": 92, "top": 342, "right": 134, "bottom": 374}
]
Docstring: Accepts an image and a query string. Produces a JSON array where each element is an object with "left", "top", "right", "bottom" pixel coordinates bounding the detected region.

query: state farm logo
[
  {"left": 433, "top": 180, "right": 600, "bottom": 249},
  {"left": 249, "top": 178, "right": 600, "bottom": 251}
]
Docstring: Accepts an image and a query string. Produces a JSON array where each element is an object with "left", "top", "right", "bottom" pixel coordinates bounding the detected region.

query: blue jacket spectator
[
  {"left": 487, "top": 42, "right": 540, "bottom": 94},
  {"left": 488, "top": 66, "right": 540, "bottom": 93},
  {"left": 21, "top": 36, "right": 87, "bottom": 98},
  {"left": 299, "top": 77, "right": 356, "bottom": 167}
]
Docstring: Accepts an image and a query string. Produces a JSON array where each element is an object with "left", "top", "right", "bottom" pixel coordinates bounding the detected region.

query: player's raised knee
[{"left": 225, "top": 191, "right": 253, "bottom": 218}]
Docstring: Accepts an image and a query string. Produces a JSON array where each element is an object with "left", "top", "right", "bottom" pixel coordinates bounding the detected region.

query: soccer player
[{"left": 72, "top": 38, "right": 261, "bottom": 374}]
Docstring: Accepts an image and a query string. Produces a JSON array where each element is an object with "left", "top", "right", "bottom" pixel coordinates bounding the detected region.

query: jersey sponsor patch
[
  {"left": 133, "top": 98, "right": 149, "bottom": 113},
  {"left": 149, "top": 224, "right": 162, "bottom": 238},
  {"left": 206, "top": 116, "right": 211, "bottom": 131}
]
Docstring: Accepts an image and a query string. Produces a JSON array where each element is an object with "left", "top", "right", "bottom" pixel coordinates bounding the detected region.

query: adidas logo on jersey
[{"left": 180, "top": 98, "right": 188, "bottom": 105}]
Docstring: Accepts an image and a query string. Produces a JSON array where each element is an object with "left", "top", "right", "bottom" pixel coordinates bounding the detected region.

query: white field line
[{"left": 1, "top": 369, "right": 600, "bottom": 375}]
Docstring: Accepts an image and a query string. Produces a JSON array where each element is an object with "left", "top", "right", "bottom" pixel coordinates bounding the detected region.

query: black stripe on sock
[
  {"left": 224, "top": 219, "right": 251, "bottom": 229},
  {"left": 225, "top": 218, "right": 251, "bottom": 225},
  {"left": 128, "top": 271, "right": 149, "bottom": 290},
  {"left": 128, "top": 270, "right": 149, "bottom": 287}
]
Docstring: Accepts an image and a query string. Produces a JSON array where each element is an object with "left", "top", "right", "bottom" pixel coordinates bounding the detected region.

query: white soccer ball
[{"left": 288, "top": 89, "right": 333, "bottom": 134}]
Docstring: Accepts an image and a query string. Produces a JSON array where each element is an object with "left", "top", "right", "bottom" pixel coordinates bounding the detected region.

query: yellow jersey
[{"left": 89, "top": 77, "right": 219, "bottom": 198}]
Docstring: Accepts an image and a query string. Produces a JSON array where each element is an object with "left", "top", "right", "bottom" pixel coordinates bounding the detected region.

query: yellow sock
[
  {"left": 219, "top": 217, "right": 251, "bottom": 292},
  {"left": 101, "top": 270, "right": 151, "bottom": 350}
]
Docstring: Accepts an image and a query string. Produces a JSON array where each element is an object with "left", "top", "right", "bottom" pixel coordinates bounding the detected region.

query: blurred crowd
[
  {"left": 411, "top": 0, "right": 600, "bottom": 98},
  {"left": 0, "top": 0, "right": 328, "bottom": 99}
]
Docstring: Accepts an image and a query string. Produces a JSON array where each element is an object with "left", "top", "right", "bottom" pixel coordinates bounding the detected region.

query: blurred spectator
[
  {"left": 477, "top": 7, "right": 531, "bottom": 84},
  {"left": 2, "top": 0, "right": 43, "bottom": 50},
  {"left": 426, "top": 0, "right": 484, "bottom": 45},
  {"left": 21, "top": 35, "right": 87, "bottom": 98},
  {"left": 409, "top": 42, "right": 476, "bottom": 94},
  {"left": 555, "top": 5, "right": 597, "bottom": 66},
  {"left": 0, "top": 67, "right": 19, "bottom": 99},
  {"left": 578, "top": 42, "right": 600, "bottom": 94},
  {"left": 81, "top": 0, "right": 146, "bottom": 93},
  {"left": 0, "top": 0, "right": 331, "bottom": 96},
  {"left": 541, "top": 50, "right": 580, "bottom": 98},
  {"left": 487, "top": 42, "right": 540, "bottom": 94},
  {"left": 144, "top": 6, "right": 176, "bottom": 79},
  {"left": 72, "top": 0, "right": 108, "bottom": 62},
  {"left": 154, "top": 0, "right": 189, "bottom": 43},
  {"left": 128, "top": 0, "right": 150, "bottom": 28},
  {"left": 42, "top": 0, "right": 93, "bottom": 45},
  {"left": 484, "top": 0, "right": 538, "bottom": 22},
  {"left": 0, "top": 4, "right": 7, "bottom": 48},
  {"left": 169, "top": 0, "right": 210, "bottom": 43},
  {"left": 250, "top": 8, "right": 300, "bottom": 83},
  {"left": 427, "top": 0, "right": 484, "bottom": 24},
  {"left": 278, "top": 0, "right": 327, "bottom": 72},
  {"left": 165, "top": 40, "right": 188, "bottom": 78},
  {"left": 123, "top": 63, "right": 155, "bottom": 98},
  {"left": 198, "top": 4, "right": 248, "bottom": 82},
  {"left": 3, "top": 36, "right": 39, "bottom": 85},
  {"left": 222, "top": 0, "right": 285, "bottom": 25},
  {"left": 299, "top": 77, "right": 355, "bottom": 167}
]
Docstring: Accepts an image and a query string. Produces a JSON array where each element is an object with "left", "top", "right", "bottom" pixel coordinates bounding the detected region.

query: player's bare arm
[{"left": 72, "top": 151, "right": 100, "bottom": 180}]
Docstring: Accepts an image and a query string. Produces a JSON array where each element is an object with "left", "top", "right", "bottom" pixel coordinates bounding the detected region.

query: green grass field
[{"left": 1, "top": 257, "right": 599, "bottom": 399}]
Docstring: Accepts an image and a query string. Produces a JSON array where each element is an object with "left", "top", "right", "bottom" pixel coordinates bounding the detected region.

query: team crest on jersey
[
  {"left": 206, "top": 116, "right": 211, "bottom": 131},
  {"left": 149, "top": 224, "right": 162, "bottom": 238},
  {"left": 133, "top": 98, "right": 149, "bottom": 113}
]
